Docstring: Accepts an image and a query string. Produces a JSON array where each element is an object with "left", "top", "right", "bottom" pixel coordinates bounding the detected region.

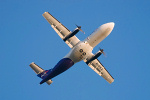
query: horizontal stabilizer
[
  {"left": 29, "top": 62, "right": 53, "bottom": 85},
  {"left": 29, "top": 62, "right": 44, "bottom": 74},
  {"left": 46, "top": 79, "right": 53, "bottom": 85}
]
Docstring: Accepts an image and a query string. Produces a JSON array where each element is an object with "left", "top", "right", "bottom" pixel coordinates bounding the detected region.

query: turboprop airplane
[{"left": 29, "top": 12, "right": 115, "bottom": 85}]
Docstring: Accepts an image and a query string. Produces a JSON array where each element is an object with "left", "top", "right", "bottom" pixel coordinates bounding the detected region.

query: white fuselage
[
  {"left": 64, "top": 41, "right": 93, "bottom": 63},
  {"left": 65, "top": 22, "right": 115, "bottom": 63}
]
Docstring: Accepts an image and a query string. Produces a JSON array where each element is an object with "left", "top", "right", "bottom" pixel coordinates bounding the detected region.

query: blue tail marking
[{"left": 37, "top": 69, "right": 52, "bottom": 79}]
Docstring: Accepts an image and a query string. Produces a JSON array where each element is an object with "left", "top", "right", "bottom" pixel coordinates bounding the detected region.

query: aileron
[
  {"left": 42, "top": 12, "right": 80, "bottom": 48},
  {"left": 84, "top": 53, "right": 114, "bottom": 84}
]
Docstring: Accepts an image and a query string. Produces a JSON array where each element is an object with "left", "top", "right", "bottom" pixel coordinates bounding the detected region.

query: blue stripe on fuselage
[{"left": 40, "top": 58, "right": 74, "bottom": 84}]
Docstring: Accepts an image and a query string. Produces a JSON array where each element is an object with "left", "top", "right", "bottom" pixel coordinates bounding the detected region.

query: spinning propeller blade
[
  {"left": 76, "top": 24, "right": 85, "bottom": 34},
  {"left": 99, "top": 48, "right": 106, "bottom": 57}
]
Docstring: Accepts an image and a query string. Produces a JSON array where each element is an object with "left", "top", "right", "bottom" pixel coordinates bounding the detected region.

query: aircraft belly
[
  {"left": 40, "top": 58, "right": 74, "bottom": 84},
  {"left": 65, "top": 41, "right": 93, "bottom": 63},
  {"left": 50, "top": 58, "right": 74, "bottom": 78}
]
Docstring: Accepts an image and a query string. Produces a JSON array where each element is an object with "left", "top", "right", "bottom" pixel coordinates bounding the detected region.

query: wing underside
[
  {"left": 42, "top": 12, "right": 80, "bottom": 48},
  {"left": 84, "top": 53, "right": 114, "bottom": 84}
]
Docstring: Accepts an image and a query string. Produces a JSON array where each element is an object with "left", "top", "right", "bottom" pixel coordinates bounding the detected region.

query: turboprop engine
[
  {"left": 63, "top": 25, "right": 85, "bottom": 41},
  {"left": 86, "top": 49, "right": 105, "bottom": 65}
]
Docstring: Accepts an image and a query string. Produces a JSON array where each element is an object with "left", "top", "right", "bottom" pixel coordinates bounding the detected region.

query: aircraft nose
[
  {"left": 108, "top": 22, "right": 115, "bottom": 29},
  {"left": 100, "top": 22, "right": 115, "bottom": 30},
  {"left": 99, "top": 22, "right": 115, "bottom": 36},
  {"left": 104, "top": 22, "right": 115, "bottom": 33}
]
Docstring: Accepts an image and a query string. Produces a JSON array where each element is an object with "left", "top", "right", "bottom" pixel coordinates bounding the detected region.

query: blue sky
[{"left": 0, "top": 0, "right": 150, "bottom": 100}]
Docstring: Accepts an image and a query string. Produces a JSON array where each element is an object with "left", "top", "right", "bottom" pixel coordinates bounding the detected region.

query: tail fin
[
  {"left": 29, "top": 62, "right": 53, "bottom": 85},
  {"left": 37, "top": 70, "right": 49, "bottom": 79}
]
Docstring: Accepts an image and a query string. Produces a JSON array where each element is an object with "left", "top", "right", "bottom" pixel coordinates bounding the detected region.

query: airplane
[{"left": 29, "top": 12, "right": 115, "bottom": 85}]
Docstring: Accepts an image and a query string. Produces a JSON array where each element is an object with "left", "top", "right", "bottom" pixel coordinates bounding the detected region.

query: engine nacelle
[
  {"left": 63, "top": 28, "right": 80, "bottom": 41},
  {"left": 86, "top": 50, "right": 103, "bottom": 65}
]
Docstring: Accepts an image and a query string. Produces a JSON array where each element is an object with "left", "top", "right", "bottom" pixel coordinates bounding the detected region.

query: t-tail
[{"left": 29, "top": 62, "right": 53, "bottom": 85}]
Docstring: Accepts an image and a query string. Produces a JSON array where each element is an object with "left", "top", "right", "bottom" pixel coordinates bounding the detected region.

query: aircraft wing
[
  {"left": 42, "top": 12, "right": 80, "bottom": 48},
  {"left": 84, "top": 53, "right": 114, "bottom": 84}
]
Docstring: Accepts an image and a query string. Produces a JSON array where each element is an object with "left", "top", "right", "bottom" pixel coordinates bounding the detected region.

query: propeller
[
  {"left": 99, "top": 47, "right": 106, "bottom": 57},
  {"left": 76, "top": 24, "right": 85, "bottom": 34}
]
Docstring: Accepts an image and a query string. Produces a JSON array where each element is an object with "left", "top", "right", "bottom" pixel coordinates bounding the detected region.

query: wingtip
[
  {"left": 109, "top": 79, "right": 114, "bottom": 84},
  {"left": 42, "top": 12, "right": 48, "bottom": 16}
]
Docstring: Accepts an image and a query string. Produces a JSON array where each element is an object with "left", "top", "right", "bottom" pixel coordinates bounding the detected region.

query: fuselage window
[
  {"left": 79, "top": 49, "right": 83, "bottom": 53},
  {"left": 83, "top": 52, "right": 86, "bottom": 55}
]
